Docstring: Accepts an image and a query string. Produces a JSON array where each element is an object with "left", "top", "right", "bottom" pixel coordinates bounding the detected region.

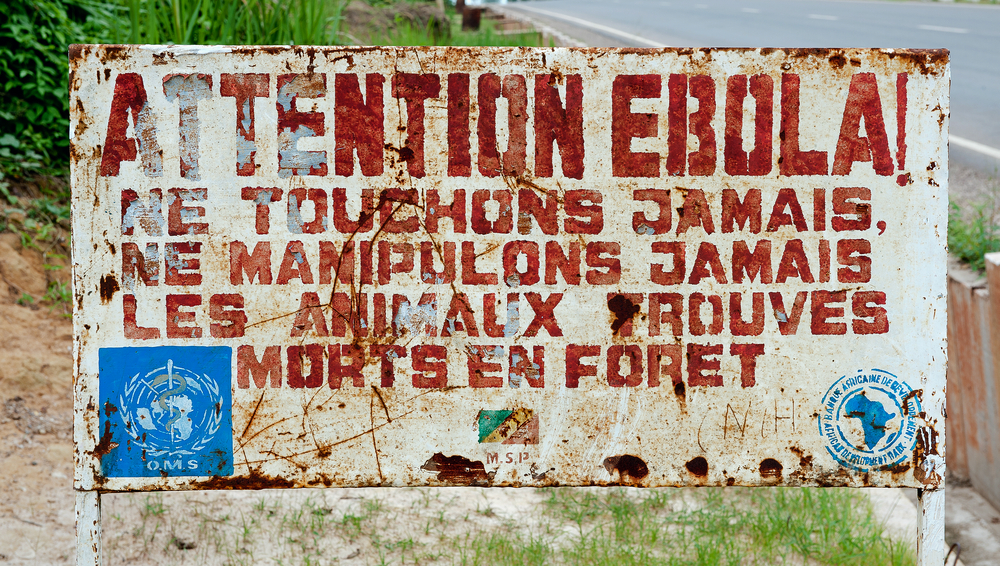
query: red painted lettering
[
  {"left": 811, "top": 290, "right": 848, "bottom": 335},
  {"left": 534, "top": 74, "right": 584, "bottom": 179},
  {"left": 210, "top": 293, "right": 246, "bottom": 338},
  {"left": 780, "top": 74, "right": 827, "bottom": 176},
  {"left": 565, "top": 344, "right": 600, "bottom": 388},
  {"left": 687, "top": 343, "right": 723, "bottom": 387},
  {"left": 731, "top": 343, "right": 765, "bottom": 387},
  {"left": 237, "top": 345, "right": 281, "bottom": 388},
  {"left": 392, "top": 73, "right": 440, "bottom": 177},
  {"left": 335, "top": 73, "right": 384, "bottom": 177},
  {"left": 612, "top": 74, "right": 660, "bottom": 178},
  {"left": 166, "top": 294, "right": 201, "bottom": 338}
]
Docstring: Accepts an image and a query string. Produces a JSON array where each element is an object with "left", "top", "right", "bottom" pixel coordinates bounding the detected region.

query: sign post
[{"left": 70, "top": 45, "right": 949, "bottom": 564}]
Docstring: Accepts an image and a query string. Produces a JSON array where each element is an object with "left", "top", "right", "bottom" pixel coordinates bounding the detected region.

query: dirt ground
[{"left": 0, "top": 231, "right": 76, "bottom": 562}]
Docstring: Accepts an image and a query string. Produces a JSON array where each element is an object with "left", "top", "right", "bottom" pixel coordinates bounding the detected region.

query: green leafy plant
[
  {"left": 0, "top": 178, "right": 18, "bottom": 205},
  {"left": 949, "top": 197, "right": 1000, "bottom": 272},
  {"left": 0, "top": 0, "right": 114, "bottom": 179},
  {"left": 44, "top": 279, "right": 72, "bottom": 308}
]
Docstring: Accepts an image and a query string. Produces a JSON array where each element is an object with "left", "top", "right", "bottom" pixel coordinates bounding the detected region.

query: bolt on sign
[{"left": 70, "top": 46, "right": 948, "bottom": 494}]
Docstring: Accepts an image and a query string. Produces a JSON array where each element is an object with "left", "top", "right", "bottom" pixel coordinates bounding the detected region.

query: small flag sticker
[{"left": 478, "top": 408, "right": 538, "bottom": 444}]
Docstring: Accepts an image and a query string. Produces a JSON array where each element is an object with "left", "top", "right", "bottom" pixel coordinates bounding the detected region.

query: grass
[
  {"left": 542, "top": 488, "right": 912, "bottom": 566},
  {"left": 950, "top": 196, "right": 1000, "bottom": 273},
  {"left": 111, "top": 0, "right": 547, "bottom": 49},
  {"left": 949, "top": 171, "right": 1000, "bottom": 273},
  {"left": 113, "top": 0, "right": 346, "bottom": 46},
  {"left": 100, "top": 487, "right": 915, "bottom": 566},
  {"left": 374, "top": 13, "right": 549, "bottom": 47}
]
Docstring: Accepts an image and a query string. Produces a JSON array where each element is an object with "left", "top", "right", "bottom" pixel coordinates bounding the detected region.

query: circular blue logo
[
  {"left": 819, "top": 369, "right": 920, "bottom": 471},
  {"left": 118, "top": 359, "right": 225, "bottom": 458}
]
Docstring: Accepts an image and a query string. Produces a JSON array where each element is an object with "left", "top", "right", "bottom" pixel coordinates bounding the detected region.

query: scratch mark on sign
[
  {"left": 370, "top": 388, "right": 384, "bottom": 483},
  {"left": 241, "top": 391, "right": 266, "bottom": 439}
]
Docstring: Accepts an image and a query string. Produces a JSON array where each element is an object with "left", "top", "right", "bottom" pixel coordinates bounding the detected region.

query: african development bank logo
[
  {"left": 99, "top": 346, "right": 233, "bottom": 478},
  {"left": 819, "top": 369, "right": 920, "bottom": 472}
]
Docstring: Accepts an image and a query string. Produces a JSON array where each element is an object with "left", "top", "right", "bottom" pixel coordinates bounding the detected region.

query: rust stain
[
  {"left": 192, "top": 471, "right": 296, "bottom": 490},
  {"left": 901, "top": 389, "right": 922, "bottom": 416},
  {"left": 90, "top": 421, "right": 118, "bottom": 461},
  {"left": 421, "top": 453, "right": 491, "bottom": 486},
  {"left": 99, "top": 274, "right": 119, "bottom": 304},
  {"left": 685, "top": 456, "right": 708, "bottom": 477},
  {"left": 886, "top": 462, "right": 911, "bottom": 474},
  {"left": 98, "top": 45, "right": 132, "bottom": 64},
  {"left": 789, "top": 446, "right": 812, "bottom": 469},
  {"left": 68, "top": 44, "right": 85, "bottom": 62},
  {"left": 912, "top": 427, "right": 942, "bottom": 486},
  {"left": 607, "top": 293, "right": 641, "bottom": 335},
  {"left": 603, "top": 454, "right": 649, "bottom": 483},
  {"left": 759, "top": 458, "right": 783, "bottom": 480}
]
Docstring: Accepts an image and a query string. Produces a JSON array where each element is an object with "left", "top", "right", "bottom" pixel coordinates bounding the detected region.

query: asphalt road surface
[{"left": 506, "top": 0, "right": 1000, "bottom": 176}]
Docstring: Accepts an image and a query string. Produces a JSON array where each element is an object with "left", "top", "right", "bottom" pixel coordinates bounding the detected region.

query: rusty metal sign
[{"left": 70, "top": 46, "right": 949, "bottom": 493}]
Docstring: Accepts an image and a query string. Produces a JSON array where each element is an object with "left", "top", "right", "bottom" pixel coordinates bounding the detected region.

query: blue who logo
[{"left": 99, "top": 346, "right": 233, "bottom": 478}]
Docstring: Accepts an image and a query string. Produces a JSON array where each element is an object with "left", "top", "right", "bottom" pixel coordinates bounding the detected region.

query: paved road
[{"left": 506, "top": 0, "right": 1000, "bottom": 174}]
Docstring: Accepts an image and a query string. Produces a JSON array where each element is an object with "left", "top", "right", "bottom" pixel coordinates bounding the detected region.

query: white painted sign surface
[{"left": 70, "top": 45, "right": 948, "bottom": 492}]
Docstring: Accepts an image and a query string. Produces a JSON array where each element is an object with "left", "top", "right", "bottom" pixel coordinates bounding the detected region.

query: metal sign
[{"left": 70, "top": 46, "right": 948, "bottom": 495}]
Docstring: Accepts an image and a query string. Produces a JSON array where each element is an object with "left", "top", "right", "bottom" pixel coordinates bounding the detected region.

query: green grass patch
[
  {"left": 101, "top": 487, "right": 914, "bottom": 565},
  {"left": 949, "top": 196, "right": 1000, "bottom": 273},
  {"left": 373, "top": 12, "right": 549, "bottom": 47},
  {"left": 113, "top": 0, "right": 346, "bottom": 46},
  {"left": 536, "top": 487, "right": 912, "bottom": 566}
]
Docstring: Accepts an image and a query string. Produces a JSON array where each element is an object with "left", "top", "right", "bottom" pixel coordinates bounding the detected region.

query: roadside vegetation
[
  {"left": 949, "top": 182, "right": 1000, "bottom": 273},
  {"left": 103, "top": 486, "right": 914, "bottom": 566},
  {"left": 1, "top": 0, "right": 93, "bottom": 315},
  {"left": 0, "top": 0, "right": 544, "bottom": 315}
]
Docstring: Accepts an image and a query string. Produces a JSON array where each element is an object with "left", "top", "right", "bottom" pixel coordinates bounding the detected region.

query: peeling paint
[{"left": 71, "top": 45, "right": 947, "bottom": 493}]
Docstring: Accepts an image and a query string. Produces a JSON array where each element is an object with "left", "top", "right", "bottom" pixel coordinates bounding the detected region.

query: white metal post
[
  {"left": 76, "top": 490, "right": 101, "bottom": 566},
  {"left": 917, "top": 487, "right": 945, "bottom": 566}
]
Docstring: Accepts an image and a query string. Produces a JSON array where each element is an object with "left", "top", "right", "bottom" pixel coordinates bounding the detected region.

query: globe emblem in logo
[
  {"left": 119, "top": 359, "right": 224, "bottom": 457},
  {"left": 819, "top": 369, "right": 921, "bottom": 471}
]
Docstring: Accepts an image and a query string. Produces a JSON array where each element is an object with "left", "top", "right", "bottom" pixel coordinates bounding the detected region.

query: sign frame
[{"left": 69, "top": 44, "right": 949, "bottom": 565}]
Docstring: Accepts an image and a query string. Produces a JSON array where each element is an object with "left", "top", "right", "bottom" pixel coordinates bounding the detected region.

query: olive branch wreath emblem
[{"left": 118, "top": 366, "right": 224, "bottom": 458}]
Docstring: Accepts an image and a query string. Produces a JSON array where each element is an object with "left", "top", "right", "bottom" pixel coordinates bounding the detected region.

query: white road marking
[
  {"left": 951, "top": 135, "right": 1000, "bottom": 161},
  {"left": 919, "top": 24, "right": 968, "bottom": 34},
  {"left": 512, "top": 4, "right": 669, "bottom": 47},
  {"left": 742, "top": 7, "right": 760, "bottom": 13},
  {"left": 809, "top": 14, "right": 839, "bottom": 21}
]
